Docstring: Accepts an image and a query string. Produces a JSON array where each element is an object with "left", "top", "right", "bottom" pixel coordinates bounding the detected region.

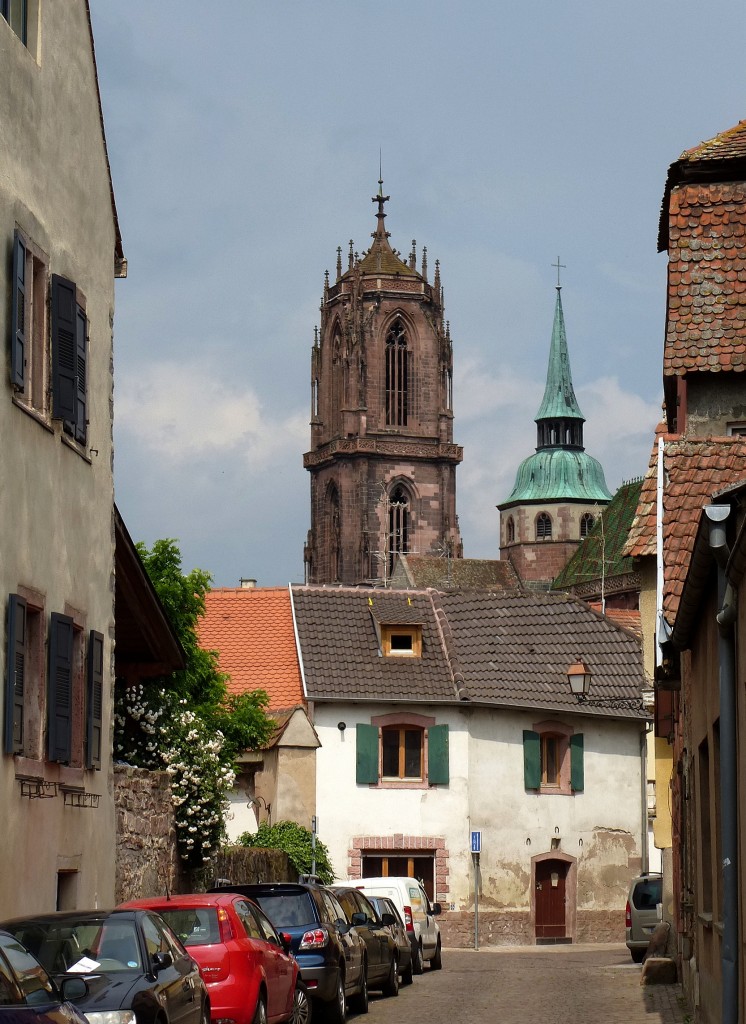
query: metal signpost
[{"left": 471, "top": 831, "right": 481, "bottom": 950}]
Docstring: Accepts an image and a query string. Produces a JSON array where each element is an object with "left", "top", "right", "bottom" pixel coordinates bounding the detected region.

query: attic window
[{"left": 381, "top": 624, "right": 422, "bottom": 658}]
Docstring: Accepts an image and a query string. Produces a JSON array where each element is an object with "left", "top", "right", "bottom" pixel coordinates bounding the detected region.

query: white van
[{"left": 350, "top": 877, "right": 442, "bottom": 973}]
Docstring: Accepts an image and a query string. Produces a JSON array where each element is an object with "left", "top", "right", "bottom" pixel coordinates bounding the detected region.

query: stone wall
[{"left": 114, "top": 765, "right": 183, "bottom": 903}]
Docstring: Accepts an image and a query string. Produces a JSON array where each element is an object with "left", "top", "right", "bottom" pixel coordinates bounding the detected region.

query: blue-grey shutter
[
  {"left": 4, "top": 594, "right": 26, "bottom": 754},
  {"left": 356, "top": 723, "right": 379, "bottom": 784},
  {"left": 427, "top": 724, "right": 449, "bottom": 784},
  {"left": 10, "top": 230, "right": 26, "bottom": 390},
  {"left": 86, "top": 631, "right": 104, "bottom": 770},
  {"left": 51, "top": 275, "right": 77, "bottom": 426},
  {"left": 523, "top": 730, "right": 541, "bottom": 789},
  {"left": 74, "top": 305, "right": 87, "bottom": 444},
  {"left": 570, "top": 734, "right": 584, "bottom": 792},
  {"left": 48, "top": 613, "right": 74, "bottom": 764}
]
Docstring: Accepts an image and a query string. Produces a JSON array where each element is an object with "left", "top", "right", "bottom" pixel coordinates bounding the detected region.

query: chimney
[{"left": 239, "top": 578, "right": 257, "bottom": 589}]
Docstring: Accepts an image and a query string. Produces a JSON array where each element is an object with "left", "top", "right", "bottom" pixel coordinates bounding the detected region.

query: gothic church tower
[{"left": 303, "top": 183, "right": 463, "bottom": 585}]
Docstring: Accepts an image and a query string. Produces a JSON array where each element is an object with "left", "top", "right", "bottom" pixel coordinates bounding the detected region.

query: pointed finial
[
  {"left": 336, "top": 246, "right": 342, "bottom": 280},
  {"left": 324, "top": 269, "right": 329, "bottom": 299},
  {"left": 421, "top": 246, "right": 428, "bottom": 281},
  {"left": 348, "top": 239, "right": 354, "bottom": 271},
  {"left": 434, "top": 258, "right": 441, "bottom": 292},
  {"left": 313, "top": 325, "right": 319, "bottom": 348},
  {"left": 409, "top": 240, "right": 417, "bottom": 270},
  {"left": 552, "top": 256, "right": 566, "bottom": 290}
]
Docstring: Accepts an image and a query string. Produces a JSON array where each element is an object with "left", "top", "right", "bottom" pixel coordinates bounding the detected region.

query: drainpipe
[
  {"left": 705, "top": 506, "right": 738, "bottom": 1024},
  {"left": 640, "top": 725, "right": 649, "bottom": 875}
]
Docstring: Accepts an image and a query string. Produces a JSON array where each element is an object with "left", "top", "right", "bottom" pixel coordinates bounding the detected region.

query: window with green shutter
[
  {"left": 356, "top": 723, "right": 379, "bottom": 784},
  {"left": 570, "top": 733, "right": 584, "bottom": 792},
  {"left": 523, "top": 730, "right": 541, "bottom": 789},
  {"left": 427, "top": 724, "right": 449, "bottom": 785}
]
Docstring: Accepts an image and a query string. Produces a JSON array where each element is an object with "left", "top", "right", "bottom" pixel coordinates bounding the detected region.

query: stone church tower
[
  {"left": 498, "top": 284, "right": 612, "bottom": 588},
  {"left": 303, "top": 182, "right": 463, "bottom": 585}
]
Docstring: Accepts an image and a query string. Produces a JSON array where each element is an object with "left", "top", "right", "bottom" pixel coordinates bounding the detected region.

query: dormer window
[{"left": 381, "top": 624, "right": 422, "bottom": 657}]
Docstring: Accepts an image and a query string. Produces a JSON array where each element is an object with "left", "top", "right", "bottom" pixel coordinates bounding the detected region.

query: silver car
[{"left": 625, "top": 873, "right": 662, "bottom": 962}]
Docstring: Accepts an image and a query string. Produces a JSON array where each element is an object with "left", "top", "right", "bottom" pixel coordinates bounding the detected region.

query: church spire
[{"left": 535, "top": 285, "right": 584, "bottom": 429}]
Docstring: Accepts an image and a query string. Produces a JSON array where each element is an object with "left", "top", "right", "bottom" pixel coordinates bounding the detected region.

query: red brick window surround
[
  {"left": 533, "top": 719, "right": 574, "bottom": 796},
  {"left": 348, "top": 833, "right": 450, "bottom": 902}
]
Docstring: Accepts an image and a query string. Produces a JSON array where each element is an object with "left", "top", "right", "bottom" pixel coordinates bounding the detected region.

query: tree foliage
[
  {"left": 114, "top": 539, "right": 273, "bottom": 870},
  {"left": 238, "top": 821, "right": 335, "bottom": 885}
]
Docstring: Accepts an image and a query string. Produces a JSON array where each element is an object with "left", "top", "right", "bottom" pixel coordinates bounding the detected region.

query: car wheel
[
  {"left": 430, "top": 940, "right": 442, "bottom": 971},
  {"left": 630, "top": 948, "right": 645, "bottom": 964},
  {"left": 382, "top": 956, "right": 399, "bottom": 997},
  {"left": 253, "top": 995, "right": 267, "bottom": 1024},
  {"left": 401, "top": 956, "right": 414, "bottom": 986},
  {"left": 290, "top": 981, "right": 311, "bottom": 1024},
  {"left": 412, "top": 942, "right": 424, "bottom": 975},
  {"left": 325, "top": 970, "right": 347, "bottom": 1024},
  {"left": 350, "top": 964, "right": 368, "bottom": 1015}
]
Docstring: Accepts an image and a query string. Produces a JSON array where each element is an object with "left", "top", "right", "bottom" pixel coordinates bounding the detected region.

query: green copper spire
[{"left": 535, "top": 287, "right": 584, "bottom": 423}]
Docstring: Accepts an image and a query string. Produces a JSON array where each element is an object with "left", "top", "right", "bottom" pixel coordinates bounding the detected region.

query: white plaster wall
[
  {"left": 0, "top": 3, "right": 118, "bottom": 913},
  {"left": 314, "top": 702, "right": 644, "bottom": 914}
]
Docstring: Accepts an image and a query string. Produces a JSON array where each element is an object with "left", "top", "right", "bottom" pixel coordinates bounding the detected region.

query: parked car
[
  {"left": 0, "top": 929, "right": 90, "bottom": 1024},
  {"left": 328, "top": 887, "right": 399, "bottom": 1000},
  {"left": 625, "top": 873, "right": 663, "bottom": 963},
  {"left": 349, "top": 878, "right": 442, "bottom": 974},
  {"left": 0, "top": 909, "right": 209, "bottom": 1024},
  {"left": 363, "top": 897, "right": 412, "bottom": 986},
  {"left": 209, "top": 883, "right": 364, "bottom": 1024},
  {"left": 119, "top": 894, "right": 306, "bottom": 1024}
]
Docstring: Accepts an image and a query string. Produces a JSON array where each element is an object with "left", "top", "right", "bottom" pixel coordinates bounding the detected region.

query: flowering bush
[{"left": 238, "top": 821, "right": 335, "bottom": 884}]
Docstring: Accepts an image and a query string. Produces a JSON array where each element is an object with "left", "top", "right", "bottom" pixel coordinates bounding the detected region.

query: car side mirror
[
  {"left": 59, "top": 977, "right": 88, "bottom": 1002},
  {"left": 381, "top": 913, "right": 396, "bottom": 927},
  {"left": 350, "top": 912, "right": 367, "bottom": 927},
  {"left": 152, "top": 951, "right": 173, "bottom": 972},
  {"left": 431, "top": 903, "right": 442, "bottom": 916},
  {"left": 280, "top": 932, "right": 292, "bottom": 954},
  {"left": 335, "top": 918, "right": 350, "bottom": 935}
]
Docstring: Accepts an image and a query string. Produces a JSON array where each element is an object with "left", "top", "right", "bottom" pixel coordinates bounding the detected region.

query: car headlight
[{"left": 84, "top": 1011, "right": 136, "bottom": 1024}]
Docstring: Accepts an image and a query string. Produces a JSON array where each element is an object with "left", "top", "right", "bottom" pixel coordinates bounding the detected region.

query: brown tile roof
[
  {"left": 390, "top": 555, "right": 521, "bottom": 592},
  {"left": 290, "top": 586, "right": 645, "bottom": 719},
  {"left": 588, "top": 606, "right": 642, "bottom": 638},
  {"left": 624, "top": 434, "right": 746, "bottom": 618},
  {"left": 197, "top": 587, "right": 304, "bottom": 711},
  {"left": 679, "top": 121, "right": 746, "bottom": 163}
]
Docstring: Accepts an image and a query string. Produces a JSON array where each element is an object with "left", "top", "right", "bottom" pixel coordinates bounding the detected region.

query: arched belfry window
[
  {"left": 506, "top": 516, "right": 515, "bottom": 544},
  {"left": 386, "top": 318, "right": 409, "bottom": 426},
  {"left": 580, "top": 512, "right": 595, "bottom": 539},
  {"left": 332, "top": 331, "right": 343, "bottom": 435},
  {"left": 536, "top": 512, "right": 552, "bottom": 540},
  {"left": 388, "top": 484, "right": 411, "bottom": 573}
]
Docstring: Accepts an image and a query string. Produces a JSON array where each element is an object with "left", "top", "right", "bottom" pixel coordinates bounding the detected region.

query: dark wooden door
[{"left": 535, "top": 860, "right": 567, "bottom": 938}]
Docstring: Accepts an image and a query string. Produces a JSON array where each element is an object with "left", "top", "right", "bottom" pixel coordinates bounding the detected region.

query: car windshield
[
  {"left": 253, "top": 893, "right": 315, "bottom": 929},
  {"left": 5, "top": 918, "right": 142, "bottom": 974},
  {"left": 154, "top": 908, "right": 220, "bottom": 946},
  {"left": 632, "top": 878, "right": 662, "bottom": 910}
]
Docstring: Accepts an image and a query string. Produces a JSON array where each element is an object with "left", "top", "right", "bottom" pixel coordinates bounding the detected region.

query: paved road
[{"left": 357, "top": 944, "right": 691, "bottom": 1024}]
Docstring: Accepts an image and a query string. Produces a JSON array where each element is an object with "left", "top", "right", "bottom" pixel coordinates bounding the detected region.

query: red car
[{"left": 119, "top": 894, "right": 308, "bottom": 1024}]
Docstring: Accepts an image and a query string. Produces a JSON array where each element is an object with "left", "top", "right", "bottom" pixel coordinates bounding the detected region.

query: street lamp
[
  {"left": 247, "top": 794, "right": 271, "bottom": 825},
  {"left": 566, "top": 658, "right": 647, "bottom": 712}
]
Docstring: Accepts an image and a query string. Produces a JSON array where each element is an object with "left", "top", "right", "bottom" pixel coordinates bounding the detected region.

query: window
[
  {"left": 51, "top": 275, "right": 88, "bottom": 446},
  {"left": 356, "top": 718, "right": 449, "bottom": 787},
  {"left": 580, "top": 513, "right": 595, "bottom": 539},
  {"left": 536, "top": 512, "right": 552, "bottom": 539},
  {"left": 523, "top": 722, "right": 583, "bottom": 794},
  {"left": 325, "top": 485, "right": 340, "bottom": 582},
  {"left": 385, "top": 317, "right": 409, "bottom": 426},
  {"left": 4, "top": 592, "right": 44, "bottom": 758},
  {"left": 726, "top": 422, "right": 746, "bottom": 436},
  {"left": 381, "top": 624, "right": 422, "bottom": 658},
  {"left": 11, "top": 230, "right": 49, "bottom": 417},
  {"left": 506, "top": 516, "right": 515, "bottom": 544},
  {"left": 388, "top": 485, "right": 410, "bottom": 573}
]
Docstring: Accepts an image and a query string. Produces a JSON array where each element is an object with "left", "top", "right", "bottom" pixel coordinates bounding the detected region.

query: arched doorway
[{"left": 532, "top": 851, "right": 576, "bottom": 943}]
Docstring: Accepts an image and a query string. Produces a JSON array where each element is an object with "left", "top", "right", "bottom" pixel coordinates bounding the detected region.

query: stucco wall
[
  {"left": 314, "top": 701, "right": 644, "bottom": 945},
  {"left": 0, "top": 2, "right": 118, "bottom": 914}
]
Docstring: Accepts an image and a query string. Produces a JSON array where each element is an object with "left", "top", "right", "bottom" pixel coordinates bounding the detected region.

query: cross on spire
[{"left": 552, "top": 256, "right": 566, "bottom": 290}]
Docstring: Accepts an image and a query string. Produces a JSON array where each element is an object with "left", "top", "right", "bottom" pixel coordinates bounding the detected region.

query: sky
[{"left": 89, "top": 1, "right": 746, "bottom": 588}]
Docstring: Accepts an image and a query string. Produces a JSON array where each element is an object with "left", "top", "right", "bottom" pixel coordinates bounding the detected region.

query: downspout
[
  {"left": 705, "top": 506, "right": 738, "bottom": 1024},
  {"left": 640, "top": 723, "right": 649, "bottom": 875}
]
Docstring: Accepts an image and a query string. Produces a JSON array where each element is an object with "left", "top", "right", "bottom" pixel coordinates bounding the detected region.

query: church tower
[
  {"left": 498, "top": 283, "right": 612, "bottom": 588},
  {"left": 303, "top": 182, "right": 463, "bottom": 585}
]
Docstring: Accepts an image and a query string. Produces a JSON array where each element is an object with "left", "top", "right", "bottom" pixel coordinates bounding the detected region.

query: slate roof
[
  {"left": 390, "top": 555, "right": 521, "bottom": 592},
  {"left": 290, "top": 585, "right": 646, "bottom": 719},
  {"left": 197, "top": 587, "right": 304, "bottom": 710},
  {"left": 552, "top": 478, "right": 643, "bottom": 591},
  {"left": 623, "top": 433, "right": 746, "bottom": 619}
]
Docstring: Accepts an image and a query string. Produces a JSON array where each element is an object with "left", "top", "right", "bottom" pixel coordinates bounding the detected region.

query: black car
[
  {"left": 363, "top": 897, "right": 413, "bottom": 986},
  {"left": 0, "top": 930, "right": 89, "bottom": 1024},
  {"left": 209, "top": 882, "right": 364, "bottom": 1024},
  {"left": 0, "top": 910, "right": 209, "bottom": 1024},
  {"left": 328, "top": 887, "right": 399, "bottom": 1001}
]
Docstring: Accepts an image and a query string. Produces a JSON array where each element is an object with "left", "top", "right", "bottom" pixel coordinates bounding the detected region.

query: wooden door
[{"left": 535, "top": 860, "right": 567, "bottom": 939}]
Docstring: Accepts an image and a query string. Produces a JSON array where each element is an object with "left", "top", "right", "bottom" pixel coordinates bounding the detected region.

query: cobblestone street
[{"left": 359, "top": 945, "right": 691, "bottom": 1024}]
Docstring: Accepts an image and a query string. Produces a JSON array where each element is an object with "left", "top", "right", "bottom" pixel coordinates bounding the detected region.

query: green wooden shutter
[
  {"left": 4, "top": 594, "right": 26, "bottom": 754},
  {"left": 523, "top": 730, "right": 540, "bottom": 789},
  {"left": 356, "top": 723, "right": 379, "bottom": 784},
  {"left": 570, "top": 734, "right": 584, "bottom": 792},
  {"left": 10, "top": 231, "right": 26, "bottom": 390},
  {"left": 86, "top": 631, "right": 104, "bottom": 770},
  {"left": 48, "top": 613, "right": 74, "bottom": 763},
  {"left": 51, "top": 275, "right": 77, "bottom": 426},
  {"left": 427, "top": 724, "right": 449, "bottom": 785}
]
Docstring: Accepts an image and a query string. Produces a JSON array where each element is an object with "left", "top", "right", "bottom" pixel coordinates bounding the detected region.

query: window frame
[
  {"left": 385, "top": 316, "right": 409, "bottom": 426},
  {"left": 523, "top": 720, "right": 582, "bottom": 795},
  {"left": 11, "top": 229, "right": 51, "bottom": 421},
  {"left": 381, "top": 724, "right": 424, "bottom": 780},
  {"left": 381, "top": 624, "right": 422, "bottom": 658},
  {"left": 536, "top": 512, "right": 553, "bottom": 540},
  {"left": 580, "top": 512, "right": 595, "bottom": 539},
  {"left": 357, "top": 715, "right": 449, "bottom": 788}
]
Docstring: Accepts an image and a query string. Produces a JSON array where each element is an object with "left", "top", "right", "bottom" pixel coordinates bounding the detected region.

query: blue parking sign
[{"left": 471, "top": 830, "right": 481, "bottom": 853}]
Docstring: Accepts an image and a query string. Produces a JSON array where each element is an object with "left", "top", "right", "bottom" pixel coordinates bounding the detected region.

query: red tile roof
[
  {"left": 624, "top": 433, "right": 746, "bottom": 618},
  {"left": 679, "top": 121, "right": 746, "bottom": 162},
  {"left": 198, "top": 587, "right": 304, "bottom": 711}
]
